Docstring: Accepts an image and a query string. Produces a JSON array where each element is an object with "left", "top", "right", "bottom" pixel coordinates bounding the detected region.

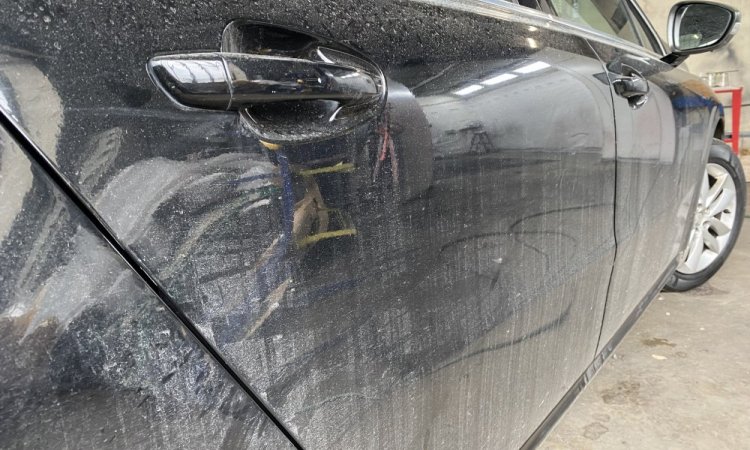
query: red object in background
[{"left": 714, "top": 86, "right": 743, "bottom": 154}]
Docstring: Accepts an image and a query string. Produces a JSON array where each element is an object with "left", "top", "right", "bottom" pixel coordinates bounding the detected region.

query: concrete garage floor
[{"left": 541, "top": 187, "right": 750, "bottom": 449}]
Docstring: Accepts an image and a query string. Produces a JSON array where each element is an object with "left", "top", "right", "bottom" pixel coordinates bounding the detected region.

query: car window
[
  {"left": 479, "top": 0, "right": 545, "bottom": 10},
  {"left": 628, "top": 5, "right": 662, "bottom": 54},
  {"left": 629, "top": 14, "right": 659, "bottom": 53},
  {"left": 548, "top": 0, "right": 643, "bottom": 47},
  {"left": 517, "top": 0, "right": 543, "bottom": 9}
]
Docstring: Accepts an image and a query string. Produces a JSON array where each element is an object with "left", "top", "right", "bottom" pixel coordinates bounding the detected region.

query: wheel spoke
[
  {"left": 683, "top": 228, "right": 705, "bottom": 273},
  {"left": 707, "top": 217, "right": 731, "bottom": 236},
  {"left": 708, "top": 189, "right": 735, "bottom": 216},
  {"left": 705, "top": 172, "right": 728, "bottom": 207},
  {"left": 703, "top": 228, "right": 721, "bottom": 254}
]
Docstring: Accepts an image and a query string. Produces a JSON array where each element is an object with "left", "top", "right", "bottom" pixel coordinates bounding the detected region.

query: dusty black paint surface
[
  {"left": 0, "top": 0, "right": 722, "bottom": 448},
  {"left": 0, "top": 126, "right": 293, "bottom": 448}
]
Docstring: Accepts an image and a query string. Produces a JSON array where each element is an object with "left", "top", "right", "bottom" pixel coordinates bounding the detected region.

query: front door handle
[
  {"left": 611, "top": 66, "right": 649, "bottom": 109},
  {"left": 147, "top": 25, "right": 387, "bottom": 145},
  {"left": 148, "top": 51, "right": 383, "bottom": 111}
]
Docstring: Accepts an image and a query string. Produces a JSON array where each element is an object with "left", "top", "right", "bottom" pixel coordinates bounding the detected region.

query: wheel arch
[{"left": 714, "top": 117, "right": 725, "bottom": 140}]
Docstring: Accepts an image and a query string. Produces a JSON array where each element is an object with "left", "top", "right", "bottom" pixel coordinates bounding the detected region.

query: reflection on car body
[{"left": 0, "top": 0, "right": 742, "bottom": 448}]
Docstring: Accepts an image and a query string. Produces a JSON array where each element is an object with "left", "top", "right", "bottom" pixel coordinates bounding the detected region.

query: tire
[{"left": 665, "top": 139, "right": 746, "bottom": 292}]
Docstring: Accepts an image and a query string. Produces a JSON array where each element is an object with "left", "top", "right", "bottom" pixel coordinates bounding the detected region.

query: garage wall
[{"left": 638, "top": 0, "right": 749, "bottom": 149}]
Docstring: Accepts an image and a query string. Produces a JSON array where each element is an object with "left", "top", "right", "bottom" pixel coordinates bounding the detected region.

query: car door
[
  {"left": 0, "top": 122, "right": 295, "bottom": 448},
  {"left": 0, "top": 1, "right": 617, "bottom": 448},
  {"left": 544, "top": 0, "right": 722, "bottom": 349}
]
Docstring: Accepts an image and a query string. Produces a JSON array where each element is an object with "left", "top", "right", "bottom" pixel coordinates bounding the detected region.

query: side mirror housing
[{"left": 661, "top": 1, "right": 741, "bottom": 67}]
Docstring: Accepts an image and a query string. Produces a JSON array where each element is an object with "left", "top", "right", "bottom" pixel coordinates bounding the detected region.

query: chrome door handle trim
[{"left": 148, "top": 51, "right": 382, "bottom": 111}]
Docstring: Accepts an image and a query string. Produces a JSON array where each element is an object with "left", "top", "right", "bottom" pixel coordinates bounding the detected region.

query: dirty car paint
[
  {"left": 0, "top": 0, "right": 720, "bottom": 448},
  {"left": 0, "top": 126, "right": 293, "bottom": 448}
]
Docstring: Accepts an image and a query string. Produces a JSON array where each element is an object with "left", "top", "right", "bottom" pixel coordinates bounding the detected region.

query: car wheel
[{"left": 665, "top": 139, "right": 746, "bottom": 292}]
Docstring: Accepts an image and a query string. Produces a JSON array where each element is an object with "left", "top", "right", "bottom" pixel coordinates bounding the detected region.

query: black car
[{"left": 0, "top": 0, "right": 744, "bottom": 448}]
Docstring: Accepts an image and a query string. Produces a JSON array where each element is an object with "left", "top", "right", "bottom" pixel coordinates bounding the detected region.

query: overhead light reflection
[
  {"left": 526, "top": 38, "right": 538, "bottom": 49},
  {"left": 316, "top": 48, "right": 334, "bottom": 63},
  {"left": 514, "top": 61, "right": 550, "bottom": 74},
  {"left": 454, "top": 84, "right": 483, "bottom": 96},
  {"left": 480, "top": 73, "right": 517, "bottom": 86}
]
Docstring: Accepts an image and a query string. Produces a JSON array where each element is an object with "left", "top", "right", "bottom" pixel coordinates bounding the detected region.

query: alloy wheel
[{"left": 678, "top": 162, "right": 738, "bottom": 274}]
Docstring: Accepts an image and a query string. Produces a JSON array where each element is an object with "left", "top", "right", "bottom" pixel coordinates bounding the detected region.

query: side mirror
[{"left": 661, "top": 1, "right": 740, "bottom": 67}]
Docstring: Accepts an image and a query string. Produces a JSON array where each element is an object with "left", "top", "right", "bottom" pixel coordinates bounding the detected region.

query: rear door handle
[
  {"left": 148, "top": 51, "right": 383, "bottom": 111},
  {"left": 611, "top": 66, "right": 649, "bottom": 109}
]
